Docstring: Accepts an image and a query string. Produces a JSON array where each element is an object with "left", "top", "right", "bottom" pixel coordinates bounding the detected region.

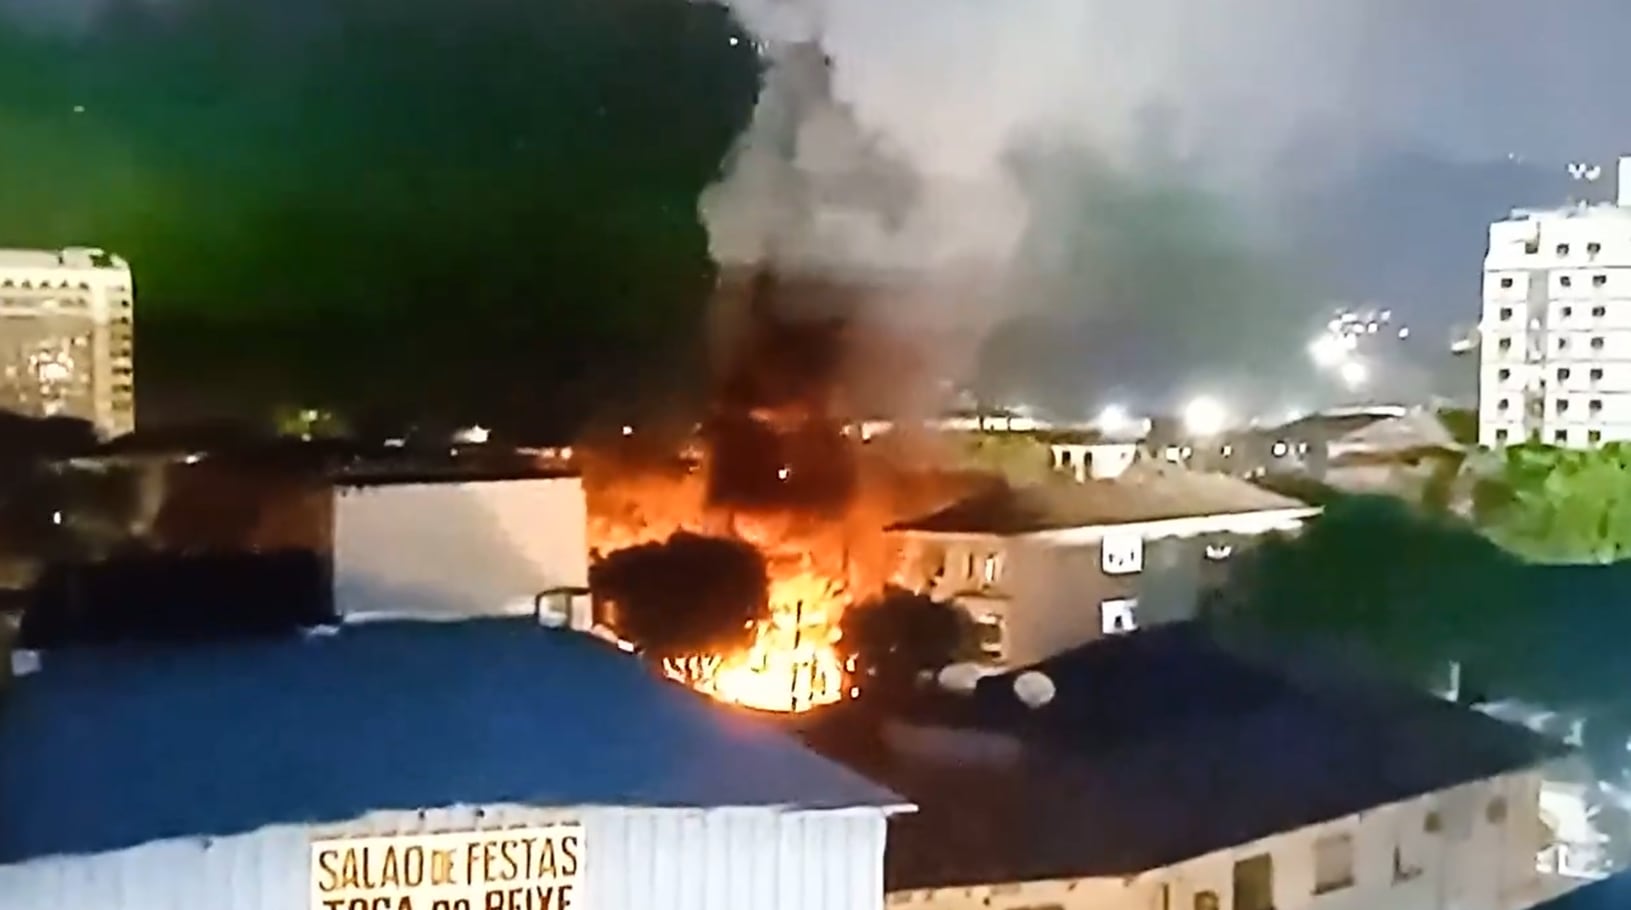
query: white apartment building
[
  {"left": 0, "top": 247, "right": 134, "bottom": 437},
  {"left": 1480, "top": 158, "right": 1631, "bottom": 448}
]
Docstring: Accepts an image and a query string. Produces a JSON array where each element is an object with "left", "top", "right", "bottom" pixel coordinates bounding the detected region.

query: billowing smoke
[{"left": 700, "top": 0, "right": 1631, "bottom": 414}]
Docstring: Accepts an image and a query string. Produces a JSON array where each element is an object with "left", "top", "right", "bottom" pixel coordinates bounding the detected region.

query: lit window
[
  {"left": 1194, "top": 893, "right": 1219, "bottom": 910},
  {"left": 1271, "top": 441, "right": 1289, "bottom": 456},
  {"left": 972, "top": 611, "right": 1005, "bottom": 660},
  {"left": 981, "top": 554, "right": 1000, "bottom": 586},
  {"left": 1314, "top": 833, "right": 1355, "bottom": 894},
  {"left": 1101, "top": 598, "right": 1138, "bottom": 635},
  {"left": 1101, "top": 534, "right": 1143, "bottom": 575},
  {"left": 1205, "top": 542, "right": 1234, "bottom": 561}
]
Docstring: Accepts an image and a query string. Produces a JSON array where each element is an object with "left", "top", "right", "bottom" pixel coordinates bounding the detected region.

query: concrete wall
[
  {"left": 890, "top": 771, "right": 1548, "bottom": 910},
  {"left": 1, "top": 802, "right": 891, "bottom": 910},
  {"left": 332, "top": 477, "right": 589, "bottom": 620}
]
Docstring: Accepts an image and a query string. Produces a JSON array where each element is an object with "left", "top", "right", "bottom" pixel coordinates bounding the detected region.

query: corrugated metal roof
[{"left": 0, "top": 618, "right": 902, "bottom": 865}]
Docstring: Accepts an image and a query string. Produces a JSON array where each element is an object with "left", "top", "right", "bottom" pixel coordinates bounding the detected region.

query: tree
[
  {"left": 951, "top": 432, "right": 1058, "bottom": 486},
  {"left": 842, "top": 588, "right": 981, "bottom": 693},
  {"left": 588, "top": 533, "right": 768, "bottom": 660},
  {"left": 1473, "top": 443, "right": 1631, "bottom": 564}
]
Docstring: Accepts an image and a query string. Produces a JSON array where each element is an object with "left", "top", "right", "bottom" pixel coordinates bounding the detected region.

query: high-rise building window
[
  {"left": 1592, "top": 337, "right": 1606, "bottom": 350},
  {"left": 1498, "top": 338, "right": 1513, "bottom": 351},
  {"left": 1499, "top": 398, "right": 1511, "bottom": 410},
  {"left": 1590, "top": 399, "right": 1604, "bottom": 413},
  {"left": 1562, "top": 275, "right": 1574, "bottom": 288},
  {"left": 1498, "top": 368, "right": 1512, "bottom": 381},
  {"left": 1589, "top": 242, "right": 1603, "bottom": 255},
  {"left": 1590, "top": 430, "right": 1604, "bottom": 444},
  {"left": 1555, "top": 430, "right": 1569, "bottom": 444},
  {"left": 1593, "top": 306, "right": 1607, "bottom": 317},
  {"left": 1559, "top": 368, "right": 1573, "bottom": 380},
  {"left": 1500, "top": 307, "right": 1513, "bottom": 320},
  {"left": 1591, "top": 368, "right": 1605, "bottom": 381},
  {"left": 1496, "top": 428, "right": 1510, "bottom": 443},
  {"left": 1595, "top": 274, "right": 1609, "bottom": 288},
  {"left": 1501, "top": 277, "right": 1514, "bottom": 289},
  {"left": 1559, "top": 243, "right": 1572, "bottom": 256},
  {"left": 1558, "top": 399, "right": 1572, "bottom": 414}
]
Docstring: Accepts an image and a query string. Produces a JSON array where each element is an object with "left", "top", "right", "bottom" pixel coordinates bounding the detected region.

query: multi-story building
[
  {"left": 1480, "top": 158, "right": 1631, "bottom": 448},
  {"left": 0, "top": 247, "right": 134, "bottom": 437}
]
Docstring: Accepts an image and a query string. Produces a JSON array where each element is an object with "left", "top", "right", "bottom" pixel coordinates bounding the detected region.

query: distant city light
[
  {"left": 1340, "top": 360, "right": 1370, "bottom": 389},
  {"left": 621, "top": 425, "right": 633, "bottom": 437},
  {"left": 1182, "top": 396, "right": 1228, "bottom": 437}
]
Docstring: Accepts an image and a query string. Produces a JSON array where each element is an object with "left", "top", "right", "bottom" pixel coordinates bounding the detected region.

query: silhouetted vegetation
[
  {"left": 589, "top": 532, "right": 768, "bottom": 659},
  {"left": 18, "top": 549, "right": 333, "bottom": 649},
  {"left": 842, "top": 588, "right": 981, "bottom": 693}
]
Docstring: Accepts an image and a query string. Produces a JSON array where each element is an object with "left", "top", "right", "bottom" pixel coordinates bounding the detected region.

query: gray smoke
[{"left": 701, "top": 0, "right": 1631, "bottom": 413}]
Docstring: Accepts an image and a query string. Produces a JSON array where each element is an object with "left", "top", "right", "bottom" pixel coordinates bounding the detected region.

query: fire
[{"left": 663, "top": 569, "right": 852, "bottom": 713}]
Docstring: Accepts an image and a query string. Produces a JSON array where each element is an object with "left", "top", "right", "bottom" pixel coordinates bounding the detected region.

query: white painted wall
[
  {"left": 890, "top": 771, "right": 1549, "bottom": 910},
  {"left": 0, "top": 802, "right": 891, "bottom": 910},
  {"left": 332, "top": 477, "right": 589, "bottom": 620}
]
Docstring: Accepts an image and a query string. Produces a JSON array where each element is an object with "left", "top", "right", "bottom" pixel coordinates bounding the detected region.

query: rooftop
[
  {"left": 888, "top": 462, "right": 1310, "bottom": 535},
  {"left": 1535, "top": 874, "right": 1631, "bottom": 909},
  {"left": 0, "top": 618, "right": 902, "bottom": 865},
  {"left": 799, "top": 623, "right": 1567, "bottom": 890}
]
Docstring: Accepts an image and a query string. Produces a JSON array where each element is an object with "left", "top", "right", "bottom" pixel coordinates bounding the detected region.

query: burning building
[{"left": 586, "top": 272, "right": 981, "bottom": 714}]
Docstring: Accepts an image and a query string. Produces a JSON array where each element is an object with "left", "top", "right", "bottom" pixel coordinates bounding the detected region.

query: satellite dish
[
  {"left": 1013, "top": 671, "right": 1056, "bottom": 709},
  {"left": 937, "top": 663, "right": 985, "bottom": 695}
]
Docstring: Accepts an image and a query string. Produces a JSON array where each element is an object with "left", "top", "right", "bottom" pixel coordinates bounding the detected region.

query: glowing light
[
  {"left": 1097, "top": 404, "right": 1131, "bottom": 436},
  {"left": 621, "top": 425, "right": 634, "bottom": 437},
  {"left": 1308, "top": 333, "right": 1350, "bottom": 369},
  {"left": 1340, "top": 359, "right": 1370, "bottom": 389},
  {"left": 1182, "top": 396, "right": 1228, "bottom": 437},
  {"left": 776, "top": 466, "right": 791, "bottom": 481}
]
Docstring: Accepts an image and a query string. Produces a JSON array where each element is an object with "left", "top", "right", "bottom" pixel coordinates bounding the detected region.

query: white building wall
[
  {"left": 332, "top": 477, "right": 589, "bottom": 620},
  {"left": 0, "top": 802, "right": 891, "bottom": 910},
  {"left": 1479, "top": 179, "right": 1631, "bottom": 449},
  {"left": 891, "top": 771, "right": 1548, "bottom": 910}
]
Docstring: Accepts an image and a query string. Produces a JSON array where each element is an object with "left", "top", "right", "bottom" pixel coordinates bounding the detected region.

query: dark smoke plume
[{"left": 589, "top": 532, "right": 768, "bottom": 659}]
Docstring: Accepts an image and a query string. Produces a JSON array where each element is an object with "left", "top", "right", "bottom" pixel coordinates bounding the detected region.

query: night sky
[
  {"left": 0, "top": 0, "right": 759, "bottom": 432},
  {"left": 0, "top": 0, "right": 1625, "bottom": 432}
]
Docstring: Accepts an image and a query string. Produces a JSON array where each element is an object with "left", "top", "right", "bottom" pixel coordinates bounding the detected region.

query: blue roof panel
[{"left": 0, "top": 618, "right": 901, "bottom": 864}]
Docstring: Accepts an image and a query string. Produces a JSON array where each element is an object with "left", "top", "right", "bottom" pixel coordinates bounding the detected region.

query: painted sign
[{"left": 311, "top": 824, "right": 583, "bottom": 910}]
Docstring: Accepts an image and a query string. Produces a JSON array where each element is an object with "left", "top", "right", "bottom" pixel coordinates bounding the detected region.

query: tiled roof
[
  {"left": 800, "top": 624, "right": 1567, "bottom": 890},
  {"left": 889, "top": 462, "right": 1310, "bottom": 535}
]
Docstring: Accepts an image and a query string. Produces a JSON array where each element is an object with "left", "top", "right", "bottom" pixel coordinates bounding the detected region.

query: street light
[{"left": 1183, "top": 396, "right": 1228, "bottom": 438}]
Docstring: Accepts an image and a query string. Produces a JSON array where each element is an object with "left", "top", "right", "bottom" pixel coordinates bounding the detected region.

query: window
[
  {"left": 1393, "top": 846, "right": 1424, "bottom": 883},
  {"left": 1562, "top": 275, "right": 1574, "bottom": 288},
  {"left": 1498, "top": 338, "right": 1512, "bottom": 351},
  {"left": 1498, "top": 368, "right": 1512, "bottom": 381},
  {"left": 1590, "top": 430, "right": 1604, "bottom": 444},
  {"left": 1101, "top": 598, "right": 1138, "bottom": 635},
  {"left": 1314, "top": 833, "right": 1355, "bottom": 894},
  {"left": 1558, "top": 243, "right": 1572, "bottom": 256},
  {"left": 1558, "top": 399, "right": 1572, "bottom": 414},
  {"left": 1488, "top": 797, "right": 1509, "bottom": 824},
  {"left": 1590, "top": 242, "right": 1603, "bottom": 255},
  {"left": 1425, "top": 811, "right": 1443, "bottom": 833},
  {"left": 1233, "top": 854, "right": 1274, "bottom": 910},
  {"left": 1526, "top": 239, "right": 1541, "bottom": 254},
  {"left": 1591, "top": 399, "right": 1604, "bottom": 413},
  {"left": 1101, "top": 533, "right": 1143, "bottom": 575},
  {"left": 1496, "top": 429, "right": 1510, "bottom": 443},
  {"left": 1498, "top": 398, "right": 1511, "bottom": 411},
  {"left": 972, "top": 611, "right": 1005, "bottom": 660},
  {"left": 1595, "top": 274, "right": 1609, "bottom": 288},
  {"left": 1593, "top": 337, "right": 1606, "bottom": 350},
  {"left": 1555, "top": 430, "right": 1569, "bottom": 444},
  {"left": 1500, "top": 277, "right": 1514, "bottom": 289},
  {"left": 1592, "top": 368, "right": 1605, "bottom": 381},
  {"left": 981, "top": 554, "right": 1000, "bottom": 586},
  {"left": 1559, "top": 367, "right": 1573, "bottom": 380},
  {"left": 1558, "top": 337, "right": 1569, "bottom": 351},
  {"left": 1193, "top": 892, "right": 1219, "bottom": 910},
  {"left": 1563, "top": 306, "right": 1575, "bottom": 317},
  {"left": 1499, "top": 306, "right": 1513, "bottom": 320},
  {"left": 1594, "top": 306, "right": 1608, "bottom": 317}
]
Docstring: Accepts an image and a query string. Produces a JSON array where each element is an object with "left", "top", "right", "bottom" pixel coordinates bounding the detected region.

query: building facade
[
  {"left": 0, "top": 247, "right": 134, "bottom": 438},
  {"left": 887, "top": 462, "right": 1317, "bottom": 667},
  {"left": 1479, "top": 158, "right": 1631, "bottom": 448}
]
